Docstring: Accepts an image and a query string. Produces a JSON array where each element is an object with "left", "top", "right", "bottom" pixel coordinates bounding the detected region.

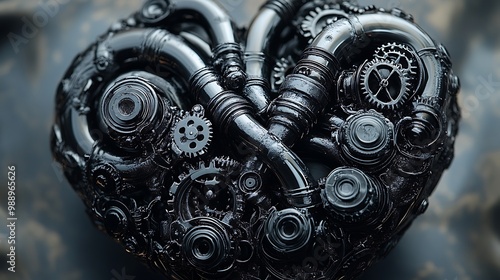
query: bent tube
[
  {"left": 243, "top": 0, "right": 306, "bottom": 115},
  {"left": 165, "top": 0, "right": 246, "bottom": 90},
  {"left": 100, "top": 28, "right": 320, "bottom": 208},
  {"left": 267, "top": 11, "right": 447, "bottom": 148},
  {"left": 190, "top": 68, "right": 321, "bottom": 208},
  {"left": 314, "top": 13, "right": 443, "bottom": 106},
  {"left": 312, "top": 12, "right": 450, "bottom": 147}
]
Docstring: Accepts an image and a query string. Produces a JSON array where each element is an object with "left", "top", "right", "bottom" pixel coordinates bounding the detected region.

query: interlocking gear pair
[{"left": 51, "top": 0, "right": 460, "bottom": 279}]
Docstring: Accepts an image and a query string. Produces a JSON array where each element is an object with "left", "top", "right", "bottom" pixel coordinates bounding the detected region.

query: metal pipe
[
  {"left": 317, "top": 14, "right": 448, "bottom": 148},
  {"left": 155, "top": 0, "right": 247, "bottom": 91},
  {"left": 99, "top": 28, "right": 321, "bottom": 208},
  {"left": 267, "top": 11, "right": 447, "bottom": 148},
  {"left": 242, "top": 0, "right": 306, "bottom": 116}
]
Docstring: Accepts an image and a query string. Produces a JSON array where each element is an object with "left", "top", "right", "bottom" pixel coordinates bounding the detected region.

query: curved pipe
[
  {"left": 190, "top": 68, "right": 321, "bottom": 209},
  {"left": 297, "top": 136, "right": 343, "bottom": 167},
  {"left": 242, "top": 0, "right": 306, "bottom": 116},
  {"left": 53, "top": 30, "right": 201, "bottom": 186},
  {"left": 98, "top": 28, "right": 321, "bottom": 208},
  {"left": 316, "top": 14, "right": 447, "bottom": 147},
  {"left": 267, "top": 11, "right": 447, "bottom": 148},
  {"left": 157, "top": 0, "right": 246, "bottom": 91},
  {"left": 314, "top": 13, "right": 443, "bottom": 106}
]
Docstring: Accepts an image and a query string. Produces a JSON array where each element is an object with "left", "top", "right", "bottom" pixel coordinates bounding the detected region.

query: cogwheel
[
  {"left": 171, "top": 108, "right": 212, "bottom": 158},
  {"left": 212, "top": 156, "right": 241, "bottom": 171},
  {"left": 299, "top": 4, "right": 347, "bottom": 44},
  {"left": 90, "top": 162, "right": 121, "bottom": 192},
  {"left": 359, "top": 58, "right": 411, "bottom": 110},
  {"left": 169, "top": 157, "right": 244, "bottom": 225},
  {"left": 374, "top": 42, "right": 420, "bottom": 77},
  {"left": 271, "top": 56, "right": 295, "bottom": 93}
]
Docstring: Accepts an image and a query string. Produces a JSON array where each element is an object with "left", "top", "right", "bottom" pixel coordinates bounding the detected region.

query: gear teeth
[
  {"left": 168, "top": 157, "right": 244, "bottom": 225},
  {"left": 89, "top": 162, "right": 122, "bottom": 192},
  {"left": 359, "top": 58, "right": 412, "bottom": 110},
  {"left": 375, "top": 42, "right": 420, "bottom": 77},
  {"left": 271, "top": 56, "right": 295, "bottom": 92},
  {"left": 213, "top": 156, "right": 240, "bottom": 170},
  {"left": 170, "top": 106, "right": 213, "bottom": 159},
  {"left": 299, "top": 4, "right": 345, "bottom": 44}
]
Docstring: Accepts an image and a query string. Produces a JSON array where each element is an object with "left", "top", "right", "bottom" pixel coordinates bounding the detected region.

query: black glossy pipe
[
  {"left": 242, "top": 0, "right": 306, "bottom": 116},
  {"left": 267, "top": 11, "right": 447, "bottom": 148},
  {"left": 321, "top": 14, "right": 447, "bottom": 147},
  {"left": 298, "top": 135, "right": 343, "bottom": 166},
  {"left": 190, "top": 68, "right": 321, "bottom": 208},
  {"left": 155, "top": 0, "right": 246, "bottom": 91},
  {"left": 53, "top": 42, "right": 177, "bottom": 184},
  {"left": 96, "top": 28, "right": 320, "bottom": 208}
]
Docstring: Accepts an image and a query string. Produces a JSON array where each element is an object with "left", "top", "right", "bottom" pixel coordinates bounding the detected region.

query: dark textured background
[{"left": 0, "top": 0, "right": 499, "bottom": 279}]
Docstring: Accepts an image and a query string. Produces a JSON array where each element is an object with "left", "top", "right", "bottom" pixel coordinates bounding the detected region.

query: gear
[
  {"left": 90, "top": 162, "right": 121, "bottom": 193},
  {"left": 359, "top": 58, "right": 411, "bottom": 110},
  {"left": 374, "top": 42, "right": 420, "bottom": 77},
  {"left": 271, "top": 56, "right": 295, "bottom": 93},
  {"left": 299, "top": 4, "right": 346, "bottom": 44},
  {"left": 171, "top": 107, "right": 213, "bottom": 158},
  {"left": 169, "top": 158, "right": 244, "bottom": 224}
]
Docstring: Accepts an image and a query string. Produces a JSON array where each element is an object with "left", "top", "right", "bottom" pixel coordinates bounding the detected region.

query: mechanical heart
[{"left": 51, "top": 0, "right": 460, "bottom": 279}]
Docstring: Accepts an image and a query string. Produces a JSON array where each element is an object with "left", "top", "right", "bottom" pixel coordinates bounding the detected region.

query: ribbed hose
[
  {"left": 268, "top": 46, "right": 340, "bottom": 146},
  {"left": 190, "top": 67, "right": 321, "bottom": 208}
]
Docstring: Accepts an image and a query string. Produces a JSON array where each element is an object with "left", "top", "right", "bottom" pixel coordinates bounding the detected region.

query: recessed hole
[{"left": 118, "top": 98, "right": 135, "bottom": 116}]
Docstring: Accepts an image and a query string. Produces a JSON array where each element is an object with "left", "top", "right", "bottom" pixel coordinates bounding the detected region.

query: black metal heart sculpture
[{"left": 51, "top": 0, "right": 461, "bottom": 279}]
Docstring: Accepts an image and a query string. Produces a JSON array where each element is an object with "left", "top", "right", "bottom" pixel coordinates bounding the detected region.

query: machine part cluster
[{"left": 51, "top": 0, "right": 460, "bottom": 279}]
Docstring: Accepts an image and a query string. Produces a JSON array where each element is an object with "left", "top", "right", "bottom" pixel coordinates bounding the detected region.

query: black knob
[
  {"left": 99, "top": 75, "right": 161, "bottom": 147},
  {"left": 262, "top": 208, "right": 313, "bottom": 260},
  {"left": 322, "top": 167, "right": 385, "bottom": 225},
  {"left": 182, "top": 224, "right": 232, "bottom": 272},
  {"left": 339, "top": 111, "right": 394, "bottom": 168},
  {"left": 104, "top": 205, "right": 129, "bottom": 237}
]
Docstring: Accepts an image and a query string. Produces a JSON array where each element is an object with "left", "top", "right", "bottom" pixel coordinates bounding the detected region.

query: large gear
[
  {"left": 359, "top": 58, "right": 412, "bottom": 110},
  {"left": 171, "top": 106, "right": 213, "bottom": 158},
  {"left": 169, "top": 158, "right": 244, "bottom": 224},
  {"left": 299, "top": 4, "right": 346, "bottom": 44}
]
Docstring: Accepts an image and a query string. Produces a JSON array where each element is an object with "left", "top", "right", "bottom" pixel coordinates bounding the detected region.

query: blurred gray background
[{"left": 0, "top": 0, "right": 499, "bottom": 279}]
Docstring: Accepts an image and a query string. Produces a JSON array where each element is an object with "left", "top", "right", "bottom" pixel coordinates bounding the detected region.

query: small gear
[
  {"left": 90, "top": 162, "right": 121, "bottom": 192},
  {"left": 271, "top": 56, "right": 295, "bottom": 93},
  {"left": 359, "top": 58, "right": 411, "bottom": 110},
  {"left": 374, "top": 42, "right": 420, "bottom": 77},
  {"left": 169, "top": 158, "right": 244, "bottom": 224},
  {"left": 171, "top": 107, "right": 212, "bottom": 158},
  {"left": 212, "top": 156, "right": 240, "bottom": 170},
  {"left": 299, "top": 4, "right": 346, "bottom": 44}
]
